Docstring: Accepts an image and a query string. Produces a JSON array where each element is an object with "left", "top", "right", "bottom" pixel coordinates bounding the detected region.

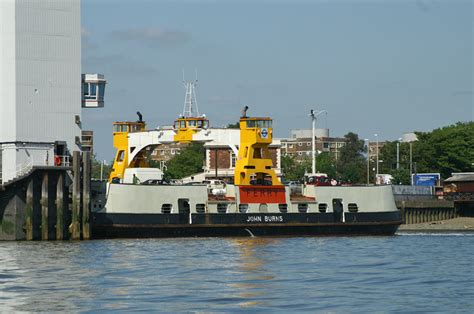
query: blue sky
[{"left": 81, "top": 0, "right": 473, "bottom": 161}]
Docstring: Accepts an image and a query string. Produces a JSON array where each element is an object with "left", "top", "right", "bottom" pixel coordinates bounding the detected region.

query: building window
[
  {"left": 289, "top": 144, "right": 294, "bottom": 148},
  {"left": 324, "top": 143, "right": 329, "bottom": 148},
  {"left": 160, "top": 150, "right": 165, "bottom": 155},
  {"left": 171, "top": 150, "right": 175, "bottom": 155},
  {"left": 298, "top": 142, "right": 302, "bottom": 146},
  {"left": 298, "top": 152, "right": 302, "bottom": 156},
  {"left": 307, "top": 142, "right": 311, "bottom": 146}
]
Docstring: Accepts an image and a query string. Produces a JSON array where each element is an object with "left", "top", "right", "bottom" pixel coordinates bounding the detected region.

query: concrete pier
[
  {"left": 397, "top": 200, "right": 457, "bottom": 224},
  {"left": 0, "top": 151, "right": 91, "bottom": 241}
]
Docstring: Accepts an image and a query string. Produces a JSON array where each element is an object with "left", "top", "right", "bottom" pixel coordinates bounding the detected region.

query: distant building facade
[{"left": 280, "top": 129, "right": 347, "bottom": 161}]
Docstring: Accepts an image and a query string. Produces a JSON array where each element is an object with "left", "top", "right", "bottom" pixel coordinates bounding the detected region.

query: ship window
[
  {"left": 116, "top": 150, "right": 125, "bottom": 162},
  {"left": 203, "top": 121, "right": 209, "bottom": 129},
  {"left": 197, "top": 120, "right": 203, "bottom": 128},
  {"left": 259, "top": 203, "right": 268, "bottom": 213},
  {"left": 161, "top": 204, "right": 172, "bottom": 214},
  {"left": 239, "top": 204, "right": 248, "bottom": 213},
  {"left": 230, "top": 152, "right": 236, "bottom": 168},
  {"left": 348, "top": 203, "right": 358, "bottom": 213},
  {"left": 278, "top": 204, "right": 288, "bottom": 213},
  {"left": 318, "top": 203, "right": 328, "bottom": 213},
  {"left": 196, "top": 203, "right": 206, "bottom": 213},
  {"left": 217, "top": 203, "right": 227, "bottom": 213},
  {"left": 298, "top": 203, "right": 308, "bottom": 213},
  {"left": 246, "top": 120, "right": 256, "bottom": 128}
]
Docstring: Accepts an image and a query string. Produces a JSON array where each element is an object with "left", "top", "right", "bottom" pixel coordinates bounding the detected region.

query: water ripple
[{"left": 0, "top": 235, "right": 473, "bottom": 312}]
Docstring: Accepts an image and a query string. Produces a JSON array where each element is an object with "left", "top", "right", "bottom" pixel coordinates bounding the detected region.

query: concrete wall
[
  {"left": 304, "top": 185, "right": 399, "bottom": 213},
  {"left": 104, "top": 184, "right": 209, "bottom": 214}
]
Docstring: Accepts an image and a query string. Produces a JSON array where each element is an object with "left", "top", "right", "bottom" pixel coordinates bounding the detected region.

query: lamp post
[
  {"left": 396, "top": 139, "right": 401, "bottom": 170},
  {"left": 409, "top": 142, "right": 413, "bottom": 185},
  {"left": 365, "top": 138, "right": 370, "bottom": 185},
  {"left": 375, "top": 134, "right": 379, "bottom": 179},
  {"left": 309, "top": 109, "right": 327, "bottom": 174}
]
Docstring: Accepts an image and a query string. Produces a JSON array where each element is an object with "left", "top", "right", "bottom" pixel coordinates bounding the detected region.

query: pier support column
[
  {"left": 82, "top": 151, "right": 91, "bottom": 240},
  {"left": 25, "top": 179, "right": 34, "bottom": 240},
  {"left": 71, "top": 151, "right": 82, "bottom": 240},
  {"left": 41, "top": 173, "right": 49, "bottom": 240},
  {"left": 56, "top": 173, "right": 68, "bottom": 240}
]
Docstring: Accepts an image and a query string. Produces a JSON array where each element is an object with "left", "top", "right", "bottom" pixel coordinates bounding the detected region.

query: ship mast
[{"left": 182, "top": 70, "right": 199, "bottom": 118}]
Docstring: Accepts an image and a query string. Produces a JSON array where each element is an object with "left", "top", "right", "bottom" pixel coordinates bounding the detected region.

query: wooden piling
[
  {"left": 56, "top": 173, "right": 66, "bottom": 240},
  {"left": 71, "top": 151, "right": 81, "bottom": 240},
  {"left": 82, "top": 151, "right": 91, "bottom": 240},
  {"left": 41, "top": 173, "right": 49, "bottom": 240},
  {"left": 25, "top": 179, "right": 34, "bottom": 240}
]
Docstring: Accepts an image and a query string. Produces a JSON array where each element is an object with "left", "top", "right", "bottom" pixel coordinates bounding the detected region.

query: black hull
[{"left": 92, "top": 212, "right": 402, "bottom": 239}]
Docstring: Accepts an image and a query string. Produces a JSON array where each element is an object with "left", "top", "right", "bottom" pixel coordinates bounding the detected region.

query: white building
[{"left": 0, "top": 0, "right": 82, "bottom": 183}]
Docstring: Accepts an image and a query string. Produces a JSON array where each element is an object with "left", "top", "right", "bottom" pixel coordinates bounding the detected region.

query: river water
[{"left": 0, "top": 233, "right": 473, "bottom": 313}]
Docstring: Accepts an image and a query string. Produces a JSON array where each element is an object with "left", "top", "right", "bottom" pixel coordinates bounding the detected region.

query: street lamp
[
  {"left": 365, "top": 138, "right": 370, "bottom": 185},
  {"left": 309, "top": 109, "right": 327, "bottom": 175},
  {"left": 375, "top": 133, "right": 379, "bottom": 178},
  {"left": 396, "top": 138, "right": 402, "bottom": 170}
]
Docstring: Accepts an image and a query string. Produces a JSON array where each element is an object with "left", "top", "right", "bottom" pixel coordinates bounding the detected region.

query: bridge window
[
  {"left": 179, "top": 121, "right": 186, "bottom": 128},
  {"left": 188, "top": 120, "right": 196, "bottom": 127}
]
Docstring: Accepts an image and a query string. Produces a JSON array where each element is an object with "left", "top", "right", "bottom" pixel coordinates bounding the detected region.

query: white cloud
[{"left": 109, "top": 27, "right": 191, "bottom": 46}]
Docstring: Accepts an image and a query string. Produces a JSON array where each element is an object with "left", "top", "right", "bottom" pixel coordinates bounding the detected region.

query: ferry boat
[{"left": 91, "top": 108, "right": 402, "bottom": 238}]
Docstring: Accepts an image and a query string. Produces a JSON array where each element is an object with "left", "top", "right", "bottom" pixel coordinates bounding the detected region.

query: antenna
[{"left": 182, "top": 70, "right": 200, "bottom": 118}]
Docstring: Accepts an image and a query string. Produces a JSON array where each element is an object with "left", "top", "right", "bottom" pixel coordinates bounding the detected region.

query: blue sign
[
  {"left": 413, "top": 173, "right": 440, "bottom": 186},
  {"left": 261, "top": 128, "right": 268, "bottom": 139}
]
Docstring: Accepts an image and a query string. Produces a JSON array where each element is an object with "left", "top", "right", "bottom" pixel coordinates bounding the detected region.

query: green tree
[
  {"left": 316, "top": 152, "right": 336, "bottom": 178},
  {"left": 164, "top": 142, "right": 205, "bottom": 179},
  {"left": 336, "top": 132, "right": 366, "bottom": 183},
  {"left": 379, "top": 122, "right": 474, "bottom": 180},
  {"left": 226, "top": 122, "right": 240, "bottom": 129},
  {"left": 91, "top": 155, "right": 112, "bottom": 180},
  {"left": 281, "top": 155, "right": 311, "bottom": 181}
]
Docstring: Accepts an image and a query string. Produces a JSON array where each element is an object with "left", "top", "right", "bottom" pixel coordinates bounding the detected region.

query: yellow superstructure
[
  {"left": 109, "top": 121, "right": 146, "bottom": 182},
  {"left": 173, "top": 117, "right": 209, "bottom": 142},
  {"left": 234, "top": 117, "right": 281, "bottom": 186}
]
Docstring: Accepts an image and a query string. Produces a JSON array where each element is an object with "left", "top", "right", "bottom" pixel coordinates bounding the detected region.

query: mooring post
[
  {"left": 56, "top": 172, "right": 66, "bottom": 240},
  {"left": 71, "top": 151, "right": 81, "bottom": 240},
  {"left": 25, "top": 179, "right": 34, "bottom": 240},
  {"left": 41, "top": 173, "right": 49, "bottom": 240},
  {"left": 82, "top": 151, "right": 91, "bottom": 240}
]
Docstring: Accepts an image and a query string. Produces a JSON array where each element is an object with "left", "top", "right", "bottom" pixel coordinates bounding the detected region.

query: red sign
[{"left": 239, "top": 186, "right": 286, "bottom": 204}]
